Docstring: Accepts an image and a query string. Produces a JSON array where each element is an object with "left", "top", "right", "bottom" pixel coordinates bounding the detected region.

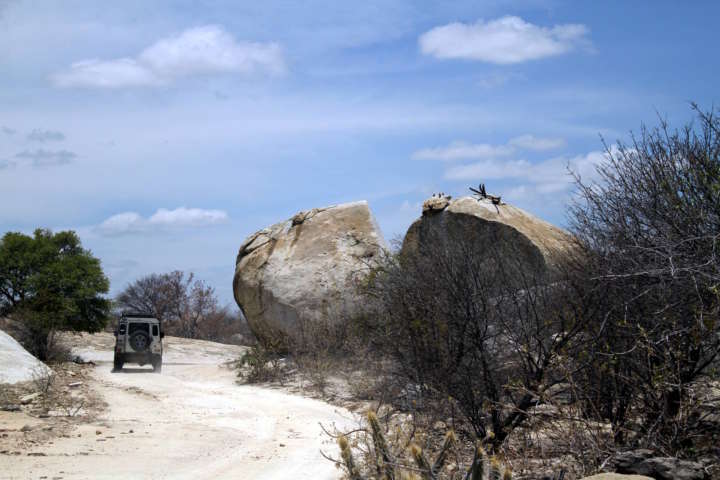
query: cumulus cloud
[
  {"left": 2, "top": 126, "right": 16, "bottom": 135},
  {"left": 412, "top": 141, "right": 514, "bottom": 161},
  {"left": 15, "top": 149, "right": 76, "bottom": 166},
  {"left": 27, "top": 128, "right": 65, "bottom": 142},
  {"left": 53, "top": 58, "right": 162, "bottom": 88},
  {"left": 413, "top": 135, "right": 565, "bottom": 161},
  {"left": 508, "top": 134, "right": 566, "bottom": 151},
  {"left": 52, "top": 25, "right": 285, "bottom": 88},
  {"left": 444, "top": 150, "right": 607, "bottom": 194},
  {"left": 97, "top": 207, "right": 229, "bottom": 235},
  {"left": 419, "top": 16, "right": 590, "bottom": 64},
  {"left": 147, "top": 207, "right": 229, "bottom": 227}
]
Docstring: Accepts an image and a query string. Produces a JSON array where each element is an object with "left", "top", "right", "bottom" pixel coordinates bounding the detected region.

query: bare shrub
[
  {"left": 4, "top": 312, "right": 72, "bottom": 363},
  {"left": 57, "top": 388, "right": 86, "bottom": 417},
  {"left": 29, "top": 368, "right": 86, "bottom": 417},
  {"left": 568, "top": 105, "right": 720, "bottom": 455},
  {"left": 30, "top": 365, "right": 55, "bottom": 394},
  {"left": 236, "top": 344, "right": 286, "bottom": 384},
  {"left": 295, "top": 351, "right": 333, "bottom": 394},
  {"left": 344, "top": 366, "right": 395, "bottom": 403},
  {"left": 43, "top": 330, "right": 72, "bottom": 363},
  {"left": 358, "top": 226, "right": 596, "bottom": 449},
  {"left": 0, "top": 382, "right": 15, "bottom": 407},
  {"left": 116, "top": 270, "right": 249, "bottom": 343},
  {"left": 291, "top": 317, "right": 349, "bottom": 394}
]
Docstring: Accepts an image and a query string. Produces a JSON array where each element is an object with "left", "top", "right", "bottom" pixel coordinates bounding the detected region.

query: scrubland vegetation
[
  {"left": 0, "top": 229, "right": 110, "bottom": 361},
  {"left": 2, "top": 106, "right": 718, "bottom": 479},
  {"left": 115, "top": 270, "right": 251, "bottom": 344},
  {"left": 241, "top": 106, "right": 720, "bottom": 479}
]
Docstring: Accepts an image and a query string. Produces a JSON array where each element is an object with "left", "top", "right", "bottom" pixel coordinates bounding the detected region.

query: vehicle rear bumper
[{"left": 116, "top": 352, "right": 161, "bottom": 365}]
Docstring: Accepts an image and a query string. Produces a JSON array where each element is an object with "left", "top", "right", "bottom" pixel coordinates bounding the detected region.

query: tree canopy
[
  {"left": 116, "top": 270, "right": 240, "bottom": 341},
  {"left": 0, "top": 229, "right": 110, "bottom": 358}
]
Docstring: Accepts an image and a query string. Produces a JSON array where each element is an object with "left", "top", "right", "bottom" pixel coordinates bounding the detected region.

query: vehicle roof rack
[{"left": 121, "top": 311, "right": 156, "bottom": 318}]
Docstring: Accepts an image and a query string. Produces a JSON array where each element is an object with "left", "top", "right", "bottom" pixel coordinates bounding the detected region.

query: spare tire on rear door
[{"left": 130, "top": 330, "right": 150, "bottom": 352}]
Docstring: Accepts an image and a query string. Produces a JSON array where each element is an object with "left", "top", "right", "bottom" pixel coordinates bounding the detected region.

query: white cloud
[
  {"left": 53, "top": 58, "right": 163, "bottom": 88},
  {"left": 413, "top": 134, "right": 565, "bottom": 161},
  {"left": 52, "top": 25, "right": 284, "bottom": 88},
  {"left": 98, "top": 212, "right": 145, "bottom": 234},
  {"left": 444, "top": 150, "right": 607, "bottom": 193},
  {"left": 508, "top": 134, "right": 566, "bottom": 151},
  {"left": 97, "top": 207, "right": 229, "bottom": 235},
  {"left": 445, "top": 158, "right": 532, "bottom": 181},
  {"left": 148, "top": 207, "right": 228, "bottom": 227},
  {"left": 138, "top": 26, "right": 284, "bottom": 77},
  {"left": 419, "top": 16, "right": 590, "bottom": 64},
  {"left": 412, "top": 141, "right": 514, "bottom": 161}
]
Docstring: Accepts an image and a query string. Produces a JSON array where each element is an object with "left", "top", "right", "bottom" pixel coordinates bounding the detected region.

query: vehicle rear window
[
  {"left": 152, "top": 325, "right": 159, "bottom": 336},
  {"left": 129, "top": 323, "right": 149, "bottom": 335}
]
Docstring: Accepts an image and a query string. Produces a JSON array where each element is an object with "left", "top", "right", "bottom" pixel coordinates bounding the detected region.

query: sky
[{"left": 1, "top": 0, "right": 719, "bottom": 305}]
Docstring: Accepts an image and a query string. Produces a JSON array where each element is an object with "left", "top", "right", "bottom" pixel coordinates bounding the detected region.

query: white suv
[{"left": 113, "top": 313, "right": 164, "bottom": 372}]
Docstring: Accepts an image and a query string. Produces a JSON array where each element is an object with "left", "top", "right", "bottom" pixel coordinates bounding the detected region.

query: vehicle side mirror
[{"left": 113, "top": 330, "right": 118, "bottom": 337}]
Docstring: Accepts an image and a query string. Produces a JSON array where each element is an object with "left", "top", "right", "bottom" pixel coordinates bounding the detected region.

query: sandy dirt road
[{"left": 1, "top": 333, "right": 352, "bottom": 479}]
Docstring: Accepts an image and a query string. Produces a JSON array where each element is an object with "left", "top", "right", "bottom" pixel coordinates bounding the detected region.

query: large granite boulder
[
  {"left": 402, "top": 195, "right": 574, "bottom": 275},
  {"left": 0, "top": 328, "right": 52, "bottom": 384},
  {"left": 233, "top": 201, "right": 387, "bottom": 345}
]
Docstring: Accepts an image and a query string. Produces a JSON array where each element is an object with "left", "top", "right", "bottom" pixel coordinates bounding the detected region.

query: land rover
[{"left": 113, "top": 312, "right": 164, "bottom": 372}]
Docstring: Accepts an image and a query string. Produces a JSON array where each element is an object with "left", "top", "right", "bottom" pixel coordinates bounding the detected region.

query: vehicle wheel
[
  {"left": 113, "top": 356, "right": 123, "bottom": 372},
  {"left": 153, "top": 361, "right": 162, "bottom": 373},
  {"left": 129, "top": 330, "right": 151, "bottom": 352}
]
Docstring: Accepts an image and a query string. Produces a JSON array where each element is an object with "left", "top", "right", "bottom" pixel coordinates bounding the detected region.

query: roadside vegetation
[
  {"left": 0, "top": 229, "right": 110, "bottom": 361},
  {"left": 115, "top": 270, "right": 251, "bottom": 345},
  {"left": 238, "top": 106, "right": 720, "bottom": 479},
  {"left": 2, "top": 105, "right": 717, "bottom": 479}
]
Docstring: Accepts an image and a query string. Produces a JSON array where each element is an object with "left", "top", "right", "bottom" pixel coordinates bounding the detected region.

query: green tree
[{"left": 0, "top": 229, "right": 110, "bottom": 360}]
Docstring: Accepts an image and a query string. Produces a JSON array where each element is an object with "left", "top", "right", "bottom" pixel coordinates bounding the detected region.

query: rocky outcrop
[
  {"left": 422, "top": 193, "right": 452, "bottom": 213},
  {"left": 612, "top": 450, "right": 710, "bottom": 480},
  {"left": 233, "top": 201, "right": 387, "bottom": 345},
  {"left": 402, "top": 195, "right": 574, "bottom": 274},
  {"left": 0, "top": 329, "right": 52, "bottom": 384}
]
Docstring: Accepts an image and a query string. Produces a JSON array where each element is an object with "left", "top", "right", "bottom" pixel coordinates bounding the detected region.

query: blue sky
[{"left": 1, "top": 0, "right": 718, "bottom": 305}]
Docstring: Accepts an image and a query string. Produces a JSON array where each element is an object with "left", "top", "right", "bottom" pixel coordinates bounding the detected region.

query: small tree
[
  {"left": 116, "top": 270, "right": 245, "bottom": 341},
  {"left": 114, "top": 270, "right": 190, "bottom": 325},
  {"left": 0, "top": 229, "right": 110, "bottom": 360}
]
